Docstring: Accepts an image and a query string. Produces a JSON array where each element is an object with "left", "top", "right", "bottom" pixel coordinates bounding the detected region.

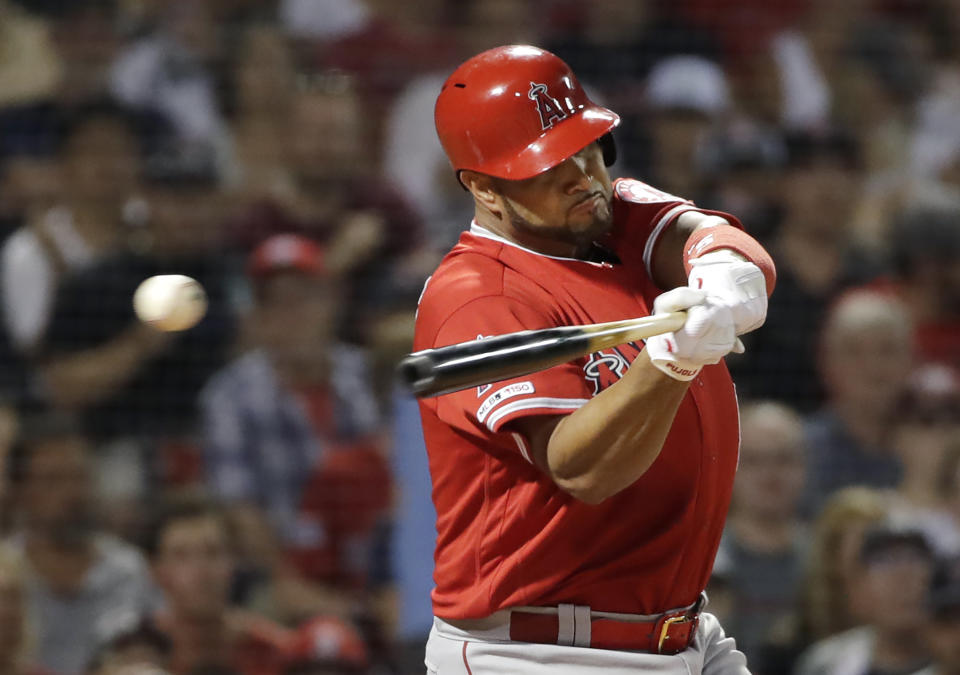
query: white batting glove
[
  {"left": 687, "top": 250, "right": 767, "bottom": 334},
  {"left": 645, "top": 288, "right": 743, "bottom": 381}
]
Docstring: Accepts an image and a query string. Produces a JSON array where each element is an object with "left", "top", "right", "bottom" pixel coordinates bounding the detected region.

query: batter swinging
[{"left": 414, "top": 45, "right": 776, "bottom": 674}]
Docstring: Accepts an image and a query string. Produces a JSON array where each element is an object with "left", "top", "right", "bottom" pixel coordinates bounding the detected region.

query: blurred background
[{"left": 0, "top": 1, "right": 958, "bottom": 674}]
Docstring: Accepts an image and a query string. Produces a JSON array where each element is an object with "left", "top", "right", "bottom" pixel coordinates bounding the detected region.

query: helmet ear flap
[{"left": 599, "top": 133, "right": 617, "bottom": 167}]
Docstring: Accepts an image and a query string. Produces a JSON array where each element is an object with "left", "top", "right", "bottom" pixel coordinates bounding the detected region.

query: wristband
[{"left": 683, "top": 225, "right": 777, "bottom": 295}]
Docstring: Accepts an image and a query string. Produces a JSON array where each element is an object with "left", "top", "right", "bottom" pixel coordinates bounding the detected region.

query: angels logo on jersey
[
  {"left": 528, "top": 82, "right": 569, "bottom": 130},
  {"left": 583, "top": 342, "right": 644, "bottom": 395}
]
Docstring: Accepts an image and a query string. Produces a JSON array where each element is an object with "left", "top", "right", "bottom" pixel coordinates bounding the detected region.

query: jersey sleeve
[
  {"left": 606, "top": 178, "right": 695, "bottom": 273},
  {"left": 606, "top": 178, "right": 744, "bottom": 281},
  {"left": 425, "top": 295, "right": 592, "bottom": 448}
]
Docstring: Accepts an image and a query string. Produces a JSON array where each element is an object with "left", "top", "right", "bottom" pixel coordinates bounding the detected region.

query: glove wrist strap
[{"left": 651, "top": 358, "right": 701, "bottom": 382}]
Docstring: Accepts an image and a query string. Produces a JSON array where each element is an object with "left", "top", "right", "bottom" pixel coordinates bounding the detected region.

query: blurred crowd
[{"left": 0, "top": 0, "right": 958, "bottom": 674}]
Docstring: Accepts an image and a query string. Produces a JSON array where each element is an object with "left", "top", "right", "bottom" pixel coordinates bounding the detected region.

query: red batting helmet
[{"left": 435, "top": 45, "right": 620, "bottom": 181}]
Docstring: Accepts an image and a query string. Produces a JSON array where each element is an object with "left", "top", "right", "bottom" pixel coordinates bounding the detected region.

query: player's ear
[{"left": 461, "top": 170, "right": 501, "bottom": 214}]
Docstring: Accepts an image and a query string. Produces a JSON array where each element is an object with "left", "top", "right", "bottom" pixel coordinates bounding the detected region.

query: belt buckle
[{"left": 656, "top": 615, "right": 686, "bottom": 653}]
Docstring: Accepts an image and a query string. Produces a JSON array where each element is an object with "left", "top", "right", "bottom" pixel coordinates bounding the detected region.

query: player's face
[{"left": 493, "top": 142, "right": 614, "bottom": 248}]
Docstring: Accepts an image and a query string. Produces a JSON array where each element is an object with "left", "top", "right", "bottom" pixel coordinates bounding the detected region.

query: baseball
[{"left": 133, "top": 275, "right": 208, "bottom": 332}]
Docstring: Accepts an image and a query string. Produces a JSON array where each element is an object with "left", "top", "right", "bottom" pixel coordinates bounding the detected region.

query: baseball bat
[{"left": 399, "top": 311, "right": 687, "bottom": 398}]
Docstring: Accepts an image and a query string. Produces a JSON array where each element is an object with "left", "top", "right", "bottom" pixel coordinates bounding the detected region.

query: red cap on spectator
[
  {"left": 283, "top": 616, "right": 369, "bottom": 670},
  {"left": 248, "top": 234, "right": 326, "bottom": 279}
]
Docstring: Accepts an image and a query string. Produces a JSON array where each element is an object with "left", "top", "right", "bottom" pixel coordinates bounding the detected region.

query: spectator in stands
[
  {"left": 843, "top": 24, "right": 923, "bottom": 180},
  {"left": 4, "top": 415, "right": 153, "bottom": 675},
  {"left": 8, "top": 135, "right": 234, "bottom": 542},
  {"left": 285, "top": 72, "right": 423, "bottom": 330},
  {"left": 2, "top": 102, "right": 225, "bottom": 449},
  {"left": 808, "top": 490, "right": 891, "bottom": 638},
  {"left": 228, "top": 25, "right": 298, "bottom": 206},
  {"left": 280, "top": 616, "right": 369, "bottom": 675},
  {"left": 641, "top": 54, "right": 732, "bottom": 200},
  {"left": 302, "top": 0, "right": 455, "bottom": 139},
  {"left": 780, "top": 488, "right": 889, "bottom": 658},
  {"left": 4, "top": 136, "right": 234, "bottom": 540},
  {"left": 86, "top": 618, "right": 172, "bottom": 675},
  {"left": 51, "top": 3, "right": 122, "bottom": 106},
  {"left": 228, "top": 73, "right": 424, "bottom": 354},
  {"left": 795, "top": 524, "right": 934, "bottom": 675},
  {"left": 0, "top": 546, "right": 48, "bottom": 675},
  {"left": 35, "top": 143, "right": 234, "bottom": 443},
  {"left": 886, "top": 208, "right": 960, "bottom": 371},
  {"left": 804, "top": 291, "right": 914, "bottom": 514},
  {"left": 199, "top": 234, "right": 391, "bottom": 625},
  {"left": 146, "top": 497, "right": 288, "bottom": 675},
  {"left": 712, "top": 401, "right": 807, "bottom": 666},
  {"left": 0, "top": 101, "right": 145, "bottom": 360},
  {"left": 914, "top": 556, "right": 960, "bottom": 675},
  {"left": 766, "top": 0, "right": 889, "bottom": 133},
  {"left": 837, "top": 21, "right": 931, "bottom": 256},
  {"left": 109, "top": 0, "right": 231, "bottom": 174},
  {"left": 697, "top": 117, "right": 787, "bottom": 246},
  {"left": 892, "top": 363, "right": 960, "bottom": 556},
  {"left": 730, "top": 129, "right": 878, "bottom": 411}
]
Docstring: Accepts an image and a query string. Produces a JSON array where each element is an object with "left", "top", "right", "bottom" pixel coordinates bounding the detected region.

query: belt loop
[
  {"left": 573, "top": 605, "right": 591, "bottom": 647},
  {"left": 556, "top": 604, "right": 575, "bottom": 646}
]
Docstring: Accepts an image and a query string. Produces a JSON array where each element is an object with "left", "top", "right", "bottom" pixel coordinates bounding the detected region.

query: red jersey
[{"left": 413, "top": 178, "right": 743, "bottom": 619}]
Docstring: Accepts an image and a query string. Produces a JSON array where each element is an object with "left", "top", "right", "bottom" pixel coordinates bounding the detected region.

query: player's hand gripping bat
[{"left": 398, "top": 311, "right": 687, "bottom": 398}]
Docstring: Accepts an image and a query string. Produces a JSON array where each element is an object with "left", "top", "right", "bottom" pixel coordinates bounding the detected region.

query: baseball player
[{"left": 414, "top": 45, "right": 776, "bottom": 674}]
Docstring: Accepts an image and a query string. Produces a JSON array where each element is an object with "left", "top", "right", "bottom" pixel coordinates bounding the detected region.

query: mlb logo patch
[{"left": 476, "top": 381, "right": 535, "bottom": 423}]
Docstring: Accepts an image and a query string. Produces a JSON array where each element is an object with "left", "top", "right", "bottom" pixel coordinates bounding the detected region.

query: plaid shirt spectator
[{"left": 199, "top": 343, "right": 379, "bottom": 546}]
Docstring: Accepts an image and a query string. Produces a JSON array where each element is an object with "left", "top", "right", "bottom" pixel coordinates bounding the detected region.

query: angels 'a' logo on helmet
[{"left": 528, "top": 82, "right": 569, "bottom": 130}]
